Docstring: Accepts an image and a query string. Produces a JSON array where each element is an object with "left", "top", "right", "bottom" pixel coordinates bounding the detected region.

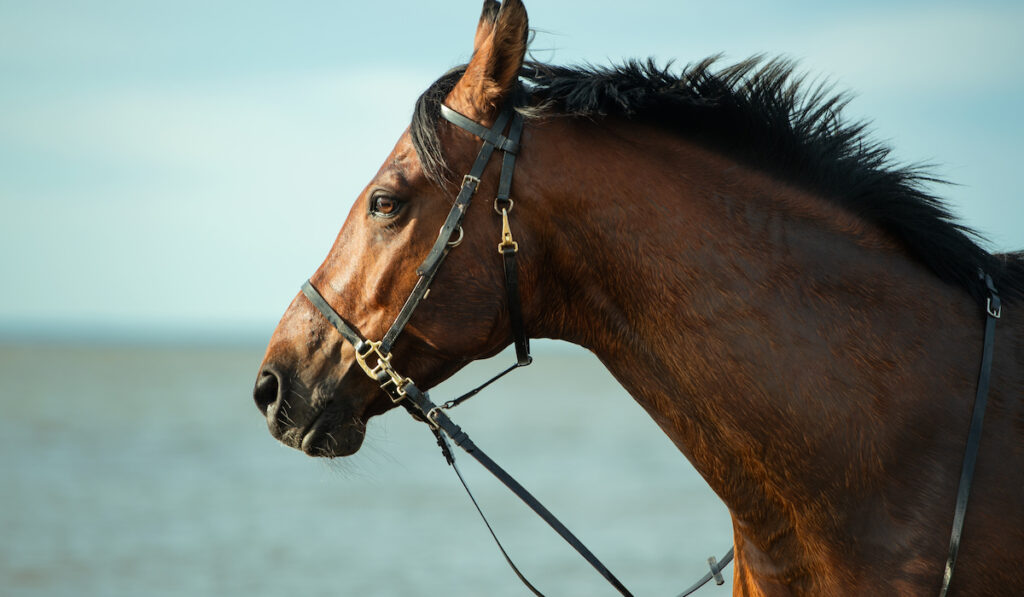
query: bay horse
[{"left": 254, "top": 1, "right": 1024, "bottom": 594}]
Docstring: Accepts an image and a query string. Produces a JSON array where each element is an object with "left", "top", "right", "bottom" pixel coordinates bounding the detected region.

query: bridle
[
  {"left": 298, "top": 87, "right": 1002, "bottom": 597},
  {"left": 303, "top": 92, "right": 531, "bottom": 397},
  {"left": 300, "top": 90, "right": 731, "bottom": 596}
]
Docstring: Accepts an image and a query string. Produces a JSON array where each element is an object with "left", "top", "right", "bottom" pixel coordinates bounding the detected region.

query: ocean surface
[{"left": 1, "top": 341, "right": 734, "bottom": 596}]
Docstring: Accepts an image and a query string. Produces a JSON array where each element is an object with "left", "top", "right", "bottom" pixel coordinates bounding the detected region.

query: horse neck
[{"left": 522, "top": 119, "right": 984, "bottom": 584}]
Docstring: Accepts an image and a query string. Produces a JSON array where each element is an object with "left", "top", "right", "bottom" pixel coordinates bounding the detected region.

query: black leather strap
[
  {"left": 938, "top": 273, "right": 1001, "bottom": 597},
  {"left": 502, "top": 245, "right": 531, "bottom": 365},
  {"left": 441, "top": 105, "right": 520, "bottom": 154},
  {"left": 441, "top": 361, "right": 523, "bottom": 410},
  {"left": 382, "top": 275, "right": 435, "bottom": 355},
  {"left": 496, "top": 111, "right": 523, "bottom": 204},
  {"left": 301, "top": 281, "right": 364, "bottom": 347}
]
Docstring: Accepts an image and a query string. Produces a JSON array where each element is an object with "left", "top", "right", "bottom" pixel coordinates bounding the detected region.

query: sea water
[{"left": 0, "top": 341, "right": 733, "bottom": 596}]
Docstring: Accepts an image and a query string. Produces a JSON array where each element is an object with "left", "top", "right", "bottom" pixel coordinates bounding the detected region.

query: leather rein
[{"left": 299, "top": 92, "right": 1001, "bottom": 597}]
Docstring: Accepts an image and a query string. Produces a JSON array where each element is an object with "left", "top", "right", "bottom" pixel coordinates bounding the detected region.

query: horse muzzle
[{"left": 253, "top": 364, "right": 373, "bottom": 458}]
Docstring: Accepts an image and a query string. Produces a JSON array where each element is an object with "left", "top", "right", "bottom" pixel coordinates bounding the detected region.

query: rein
[
  {"left": 300, "top": 94, "right": 732, "bottom": 597},
  {"left": 298, "top": 93, "right": 1001, "bottom": 596}
]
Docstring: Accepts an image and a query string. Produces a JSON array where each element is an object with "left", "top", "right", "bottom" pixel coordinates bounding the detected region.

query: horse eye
[{"left": 370, "top": 195, "right": 401, "bottom": 218}]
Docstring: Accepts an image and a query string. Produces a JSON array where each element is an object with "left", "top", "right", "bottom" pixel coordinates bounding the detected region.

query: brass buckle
[
  {"left": 497, "top": 207, "right": 518, "bottom": 253},
  {"left": 426, "top": 406, "right": 443, "bottom": 430},
  {"left": 354, "top": 340, "right": 412, "bottom": 401}
]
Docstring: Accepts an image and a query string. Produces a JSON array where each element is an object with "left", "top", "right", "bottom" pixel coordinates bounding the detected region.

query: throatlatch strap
[{"left": 939, "top": 273, "right": 1001, "bottom": 597}]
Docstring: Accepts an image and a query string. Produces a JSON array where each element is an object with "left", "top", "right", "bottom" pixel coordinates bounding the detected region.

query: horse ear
[
  {"left": 472, "top": 1, "right": 502, "bottom": 54},
  {"left": 449, "top": 0, "right": 529, "bottom": 119}
]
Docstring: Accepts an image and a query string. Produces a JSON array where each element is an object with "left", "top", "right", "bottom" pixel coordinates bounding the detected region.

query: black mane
[{"left": 411, "top": 57, "right": 1024, "bottom": 303}]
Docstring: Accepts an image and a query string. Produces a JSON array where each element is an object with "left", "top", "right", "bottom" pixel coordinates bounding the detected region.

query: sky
[{"left": 2, "top": 0, "right": 1023, "bottom": 342}]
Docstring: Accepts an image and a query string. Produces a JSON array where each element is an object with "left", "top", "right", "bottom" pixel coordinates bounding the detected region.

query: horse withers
[{"left": 254, "top": 1, "right": 1024, "bottom": 594}]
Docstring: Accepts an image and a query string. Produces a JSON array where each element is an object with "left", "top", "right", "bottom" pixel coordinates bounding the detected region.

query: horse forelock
[{"left": 411, "top": 66, "right": 465, "bottom": 187}]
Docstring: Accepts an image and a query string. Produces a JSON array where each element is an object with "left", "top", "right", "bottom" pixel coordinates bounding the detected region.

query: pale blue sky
[{"left": 2, "top": 1, "right": 1022, "bottom": 341}]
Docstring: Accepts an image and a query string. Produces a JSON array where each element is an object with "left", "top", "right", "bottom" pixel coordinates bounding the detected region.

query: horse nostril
[{"left": 253, "top": 369, "right": 283, "bottom": 416}]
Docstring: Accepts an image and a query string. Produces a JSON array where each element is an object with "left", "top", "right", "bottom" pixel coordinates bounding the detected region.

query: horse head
[{"left": 254, "top": 0, "right": 534, "bottom": 457}]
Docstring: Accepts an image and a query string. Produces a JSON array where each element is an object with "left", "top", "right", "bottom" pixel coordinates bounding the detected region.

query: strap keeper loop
[
  {"left": 708, "top": 556, "right": 726, "bottom": 586},
  {"left": 497, "top": 138, "right": 520, "bottom": 154}
]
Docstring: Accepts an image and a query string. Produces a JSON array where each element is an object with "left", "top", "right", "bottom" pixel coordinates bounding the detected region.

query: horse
[{"left": 253, "top": 1, "right": 1024, "bottom": 594}]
